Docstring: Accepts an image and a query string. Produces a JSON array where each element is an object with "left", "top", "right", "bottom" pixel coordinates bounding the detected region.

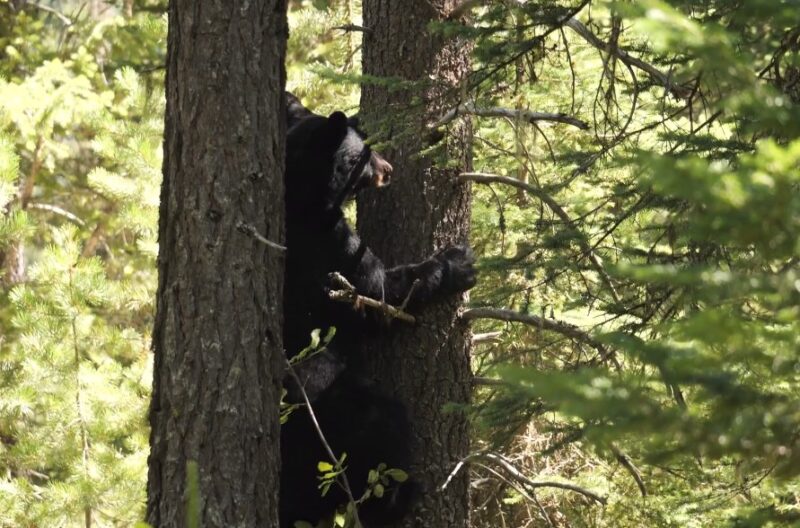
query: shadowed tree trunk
[
  {"left": 358, "top": 1, "right": 473, "bottom": 527},
  {"left": 147, "top": 1, "right": 287, "bottom": 527}
]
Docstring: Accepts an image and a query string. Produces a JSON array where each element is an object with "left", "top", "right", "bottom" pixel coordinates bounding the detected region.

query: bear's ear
[{"left": 327, "top": 111, "right": 349, "bottom": 137}]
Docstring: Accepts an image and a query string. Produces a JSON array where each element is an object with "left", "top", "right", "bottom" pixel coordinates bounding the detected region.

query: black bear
[{"left": 280, "top": 92, "right": 476, "bottom": 528}]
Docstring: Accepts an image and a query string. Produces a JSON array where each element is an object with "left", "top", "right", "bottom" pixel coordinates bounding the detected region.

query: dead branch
[
  {"left": 432, "top": 102, "right": 589, "bottom": 131},
  {"left": 27, "top": 203, "right": 85, "bottom": 227},
  {"left": 462, "top": 307, "right": 608, "bottom": 355},
  {"left": 473, "top": 376, "right": 510, "bottom": 387},
  {"left": 333, "top": 24, "right": 372, "bottom": 33},
  {"left": 565, "top": 18, "right": 692, "bottom": 100},
  {"left": 328, "top": 272, "right": 416, "bottom": 324},
  {"left": 473, "top": 331, "right": 502, "bottom": 344},
  {"left": 442, "top": 452, "right": 607, "bottom": 505},
  {"left": 459, "top": 172, "right": 621, "bottom": 303},
  {"left": 611, "top": 443, "right": 647, "bottom": 497},
  {"left": 236, "top": 222, "right": 287, "bottom": 252}
]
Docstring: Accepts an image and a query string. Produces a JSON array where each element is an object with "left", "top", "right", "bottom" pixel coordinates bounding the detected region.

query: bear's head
[{"left": 286, "top": 106, "right": 393, "bottom": 217}]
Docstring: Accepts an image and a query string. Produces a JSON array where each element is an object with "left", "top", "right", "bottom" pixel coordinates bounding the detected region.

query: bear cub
[{"left": 280, "top": 92, "right": 476, "bottom": 528}]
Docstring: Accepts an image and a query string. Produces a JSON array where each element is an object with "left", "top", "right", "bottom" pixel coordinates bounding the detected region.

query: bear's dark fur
[{"left": 280, "top": 93, "right": 476, "bottom": 528}]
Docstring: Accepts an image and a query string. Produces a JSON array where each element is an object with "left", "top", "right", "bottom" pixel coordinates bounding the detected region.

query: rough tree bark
[
  {"left": 147, "top": 1, "right": 287, "bottom": 527},
  {"left": 358, "top": 1, "right": 473, "bottom": 527}
]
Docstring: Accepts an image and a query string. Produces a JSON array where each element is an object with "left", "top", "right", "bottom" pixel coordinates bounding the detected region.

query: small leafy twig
[{"left": 284, "top": 359, "right": 363, "bottom": 528}]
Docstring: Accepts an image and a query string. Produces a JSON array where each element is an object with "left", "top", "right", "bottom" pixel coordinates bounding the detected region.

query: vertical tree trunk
[
  {"left": 359, "top": 2, "right": 472, "bottom": 527},
  {"left": 147, "top": 1, "right": 287, "bottom": 527}
]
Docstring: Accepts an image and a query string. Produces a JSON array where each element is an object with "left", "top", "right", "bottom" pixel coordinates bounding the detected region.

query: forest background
[{"left": 0, "top": 0, "right": 798, "bottom": 527}]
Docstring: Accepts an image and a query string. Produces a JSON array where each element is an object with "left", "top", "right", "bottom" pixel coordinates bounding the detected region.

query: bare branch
[
  {"left": 442, "top": 452, "right": 607, "bottom": 505},
  {"left": 27, "top": 203, "right": 86, "bottom": 227},
  {"left": 333, "top": 24, "right": 372, "bottom": 33},
  {"left": 565, "top": 18, "right": 692, "bottom": 99},
  {"left": 473, "top": 331, "right": 502, "bottom": 344},
  {"left": 482, "top": 452, "right": 607, "bottom": 505},
  {"left": 473, "top": 376, "right": 510, "bottom": 387},
  {"left": 433, "top": 102, "right": 589, "bottom": 131},
  {"left": 22, "top": 2, "right": 73, "bottom": 26},
  {"left": 611, "top": 444, "right": 647, "bottom": 497},
  {"left": 459, "top": 172, "right": 621, "bottom": 302},
  {"left": 328, "top": 272, "right": 416, "bottom": 324},
  {"left": 236, "top": 222, "right": 287, "bottom": 251},
  {"left": 463, "top": 307, "right": 607, "bottom": 352}
]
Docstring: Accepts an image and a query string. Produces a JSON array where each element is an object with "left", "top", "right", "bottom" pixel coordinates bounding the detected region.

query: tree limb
[
  {"left": 565, "top": 18, "right": 692, "bottom": 99},
  {"left": 236, "top": 222, "right": 287, "bottom": 251},
  {"left": 333, "top": 24, "right": 372, "bottom": 33},
  {"left": 27, "top": 202, "right": 85, "bottom": 227},
  {"left": 442, "top": 451, "right": 607, "bottom": 505},
  {"left": 459, "top": 172, "right": 621, "bottom": 303},
  {"left": 328, "top": 272, "right": 416, "bottom": 324},
  {"left": 611, "top": 443, "right": 647, "bottom": 497},
  {"left": 473, "top": 331, "right": 503, "bottom": 344},
  {"left": 463, "top": 307, "right": 607, "bottom": 354},
  {"left": 433, "top": 102, "right": 589, "bottom": 131}
]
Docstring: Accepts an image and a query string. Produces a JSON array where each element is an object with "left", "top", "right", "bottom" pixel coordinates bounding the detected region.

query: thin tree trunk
[
  {"left": 147, "top": 1, "right": 287, "bottom": 527},
  {"left": 358, "top": 1, "right": 472, "bottom": 527}
]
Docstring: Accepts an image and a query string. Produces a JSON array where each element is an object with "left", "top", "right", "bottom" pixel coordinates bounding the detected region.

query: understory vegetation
[{"left": 1, "top": 0, "right": 798, "bottom": 526}]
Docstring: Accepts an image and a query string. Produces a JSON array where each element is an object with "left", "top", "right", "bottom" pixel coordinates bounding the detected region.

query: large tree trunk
[
  {"left": 147, "top": 1, "right": 287, "bottom": 527},
  {"left": 358, "top": 2, "right": 472, "bottom": 527}
]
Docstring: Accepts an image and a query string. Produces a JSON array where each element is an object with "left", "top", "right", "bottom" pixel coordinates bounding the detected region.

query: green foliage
[
  {"left": 462, "top": 0, "right": 800, "bottom": 526},
  {"left": 2, "top": 0, "right": 798, "bottom": 527},
  {"left": 0, "top": 2, "right": 164, "bottom": 526}
]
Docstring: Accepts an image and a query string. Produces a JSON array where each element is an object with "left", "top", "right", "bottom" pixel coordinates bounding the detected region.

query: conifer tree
[
  {"left": 357, "top": 1, "right": 474, "bottom": 526},
  {"left": 145, "top": 1, "right": 288, "bottom": 526}
]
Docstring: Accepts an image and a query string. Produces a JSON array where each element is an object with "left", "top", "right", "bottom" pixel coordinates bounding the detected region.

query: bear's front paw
[{"left": 435, "top": 245, "right": 477, "bottom": 294}]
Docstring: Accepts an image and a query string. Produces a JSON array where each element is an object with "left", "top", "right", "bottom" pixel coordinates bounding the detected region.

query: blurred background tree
[
  {"left": 1, "top": 0, "right": 798, "bottom": 526},
  {"left": 0, "top": 1, "right": 164, "bottom": 525}
]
